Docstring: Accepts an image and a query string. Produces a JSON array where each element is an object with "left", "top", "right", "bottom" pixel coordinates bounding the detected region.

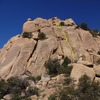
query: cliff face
[{"left": 0, "top": 17, "right": 100, "bottom": 80}]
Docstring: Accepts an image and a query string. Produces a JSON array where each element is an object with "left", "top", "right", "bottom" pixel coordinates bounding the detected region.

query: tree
[{"left": 80, "top": 23, "right": 89, "bottom": 30}]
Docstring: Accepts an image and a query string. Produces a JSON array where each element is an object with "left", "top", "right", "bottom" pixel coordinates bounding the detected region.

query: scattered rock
[
  {"left": 41, "top": 73, "right": 50, "bottom": 82},
  {"left": 94, "top": 77, "right": 100, "bottom": 83},
  {"left": 30, "top": 95, "right": 38, "bottom": 100},
  {"left": 3, "top": 94, "right": 11, "bottom": 100}
]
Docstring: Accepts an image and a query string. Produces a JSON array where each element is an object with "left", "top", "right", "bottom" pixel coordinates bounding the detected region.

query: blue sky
[{"left": 0, "top": 0, "right": 100, "bottom": 48}]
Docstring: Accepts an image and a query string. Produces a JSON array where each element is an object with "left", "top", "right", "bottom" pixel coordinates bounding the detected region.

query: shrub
[
  {"left": 44, "top": 58, "right": 60, "bottom": 75},
  {"left": 8, "top": 77, "right": 28, "bottom": 89},
  {"left": 27, "top": 76, "right": 37, "bottom": 83},
  {"left": 35, "top": 75, "right": 41, "bottom": 81},
  {"left": 48, "top": 94, "right": 57, "bottom": 100},
  {"left": 44, "top": 57, "right": 72, "bottom": 76},
  {"left": 11, "top": 94, "right": 22, "bottom": 100},
  {"left": 80, "top": 23, "right": 89, "bottom": 31},
  {"left": 64, "top": 77, "right": 74, "bottom": 86},
  {"left": 26, "top": 87, "right": 39, "bottom": 96},
  {"left": 50, "top": 75, "right": 100, "bottom": 100},
  {"left": 60, "top": 22, "right": 65, "bottom": 26},
  {"left": 58, "top": 57, "right": 72, "bottom": 75},
  {"left": 77, "top": 75, "right": 100, "bottom": 100},
  {"left": 27, "top": 75, "right": 41, "bottom": 83},
  {"left": 22, "top": 32, "right": 32, "bottom": 38},
  {"left": 0, "top": 79, "right": 7, "bottom": 99},
  {"left": 38, "top": 32, "right": 46, "bottom": 40}
]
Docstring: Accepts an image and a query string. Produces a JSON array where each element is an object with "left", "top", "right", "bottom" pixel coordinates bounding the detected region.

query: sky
[{"left": 0, "top": 0, "right": 100, "bottom": 48}]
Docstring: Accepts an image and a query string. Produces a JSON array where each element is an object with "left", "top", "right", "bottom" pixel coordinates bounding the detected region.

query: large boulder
[{"left": 70, "top": 63, "right": 95, "bottom": 84}]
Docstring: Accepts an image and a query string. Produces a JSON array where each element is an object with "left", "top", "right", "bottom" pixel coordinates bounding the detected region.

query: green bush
[
  {"left": 77, "top": 75, "right": 100, "bottom": 100},
  {"left": 27, "top": 75, "right": 41, "bottom": 83},
  {"left": 0, "top": 77, "right": 40, "bottom": 99},
  {"left": 64, "top": 77, "right": 74, "bottom": 85},
  {"left": 7, "top": 77, "right": 29, "bottom": 89},
  {"left": 26, "top": 87, "right": 39, "bottom": 96},
  {"left": 0, "top": 79, "right": 8, "bottom": 99},
  {"left": 38, "top": 32, "right": 46, "bottom": 40},
  {"left": 22, "top": 32, "right": 32, "bottom": 38},
  {"left": 58, "top": 57, "right": 72, "bottom": 76},
  {"left": 48, "top": 94, "right": 56, "bottom": 100},
  {"left": 49, "top": 75, "right": 100, "bottom": 100},
  {"left": 80, "top": 23, "right": 89, "bottom": 31},
  {"left": 60, "top": 22, "right": 65, "bottom": 26},
  {"left": 44, "top": 57, "right": 72, "bottom": 76},
  {"left": 44, "top": 58, "right": 61, "bottom": 75}
]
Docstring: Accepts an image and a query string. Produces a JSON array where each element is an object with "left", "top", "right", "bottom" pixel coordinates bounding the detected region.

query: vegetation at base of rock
[
  {"left": 38, "top": 32, "right": 46, "bottom": 40},
  {"left": 44, "top": 57, "right": 72, "bottom": 76},
  {"left": 0, "top": 77, "right": 39, "bottom": 99},
  {"left": 48, "top": 75, "right": 100, "bottom": 100},
  {"left": 26, "top": 87, "right": 39, "bottom": 97},
  {"left": 22, "top": 32, "right": 32, "bottom": 38},
  {"left": 27, "top": 75, "right": 41, "bottom": 83},
  {"left": 48, "top": 94, "right": 57, "bottom": 100}
]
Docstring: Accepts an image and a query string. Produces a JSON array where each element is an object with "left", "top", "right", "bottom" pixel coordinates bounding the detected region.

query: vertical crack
[{"left": 27, "top": 40, "right": 38, "bottom": 62}]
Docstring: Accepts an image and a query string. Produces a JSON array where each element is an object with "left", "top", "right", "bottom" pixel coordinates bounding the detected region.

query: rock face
[{"left": 0, "top": 17, "right": 100, "bottom": 80}]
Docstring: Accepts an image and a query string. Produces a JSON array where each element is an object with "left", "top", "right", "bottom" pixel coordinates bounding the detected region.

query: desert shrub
[
  {"left": 22, "top": 32, "right": 32, "bottom": 38},
  {"left": 97, "top": 51, "right": 100, "bottom": 55},
  {"left": 26, "top": 87, "right": 39, "bottom": 96},
  {"left": 27, "top": 75, "right": 41, "bottom": 83},
  {"left": 38, "top": 32, "right": 46, "bottom": 40},
  {"left": 80, "top": 23, "right": 89, "bottom": 31},
  {"left": 11, "top": 94, "right": 22, "bottom": 100},
  {"left": 58, "top": 57, "right": 72, "bottom": 76},
  {"left": 44, "top": 57, "right": 72, "bottom": 76},
  {"left": 49, "top": 75, "right": 100, "bottom": 100},
  {"left": 44, "top": 58, "right": 61, "bottom": 75},
  {"left": 25, "top": 98, "right": 32, "bottom": 100},
  {"left": 7, "top": 77, "right": 29, "bottom": 89},
  {"left": 77, "top": 75, "right": 100, "bottom": 100},
  {"left": 64, "top": 77, "right": 74, "bottom": 86},
  {"left": 48, "top": 94, "right": 57, "bottom": 100},
  {"left": 27, "top": 76, "right": 37, "bottom": 83},
  {"left": 35, "top": 75, "right": 41, "bottom": 81},
  {"left": 0, "top": 79, "right": 8, "bottom": 99},
  {"left": 60, "top": 22, "right": 65, "bottom": 26}
]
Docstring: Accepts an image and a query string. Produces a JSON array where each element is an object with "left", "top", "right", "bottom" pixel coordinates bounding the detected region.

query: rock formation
[{"left": 0, "top": 17, "right": 100, "bottom": 99}]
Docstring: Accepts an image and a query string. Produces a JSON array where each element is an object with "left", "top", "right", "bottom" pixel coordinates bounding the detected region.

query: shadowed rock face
[{"left": 0, "top": 17, "right": 100, "bottom": 79}]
